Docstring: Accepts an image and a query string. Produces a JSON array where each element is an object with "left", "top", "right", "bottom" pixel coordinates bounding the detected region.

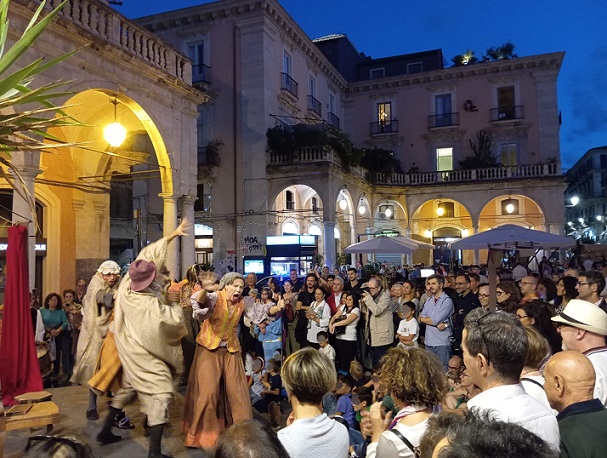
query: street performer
[
  {"left": 98, "top": 219, "right": 189, "bottom": 458},
  {"left": 71, "top": 260, "right": 121, "bottom": 421},
  {"left": 182, "top": 272, "right": 259, "bottom": 449}
]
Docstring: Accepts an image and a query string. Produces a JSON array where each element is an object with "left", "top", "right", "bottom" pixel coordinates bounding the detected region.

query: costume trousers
[
  {"left": 109, "top": 371, "right": 170, "bottom": 427},
  {"left": 182, "top": 346, "right": 252, "bottom": 449}
]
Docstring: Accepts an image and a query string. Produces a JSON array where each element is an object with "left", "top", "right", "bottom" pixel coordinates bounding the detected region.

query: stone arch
[
  {"left": 53, "top": 87, "right": 174, "bottom": 195},
  {"left": 478, "top": 194, "right": 545, "bottom": 231}
]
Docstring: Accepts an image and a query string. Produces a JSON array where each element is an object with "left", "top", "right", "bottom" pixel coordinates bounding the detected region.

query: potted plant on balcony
[
  {"left": 359, "top": 147, "right": 402, "bottom": 181},
  {"left": 460, "top": 130, "right": 497, "bottom": 169}
]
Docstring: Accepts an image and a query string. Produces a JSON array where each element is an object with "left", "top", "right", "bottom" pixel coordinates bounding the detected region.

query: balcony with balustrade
[
  {"left": 374, "top": 162, "right": 562, "bottom": 186},
  {"left": 35, "top": 0, "right": 192, "bottom": 84},
  {"left": 328, "top": 112, "right": 340, "bottom": 130}
]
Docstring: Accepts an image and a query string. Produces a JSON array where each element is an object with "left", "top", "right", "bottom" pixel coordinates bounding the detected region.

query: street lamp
[{"left": 570, "top": 196, "right": 579, "bottom": 206}]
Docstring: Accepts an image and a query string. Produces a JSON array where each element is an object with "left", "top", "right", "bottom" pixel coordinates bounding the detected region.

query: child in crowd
[
  {"left": 335, "top": 375, "right": 356, "bottom": 429},
  {"left": 317, "top": 331, "right": 336, "bottom": 364},
  {"left": 395, "top": 302, "right": 419, "bottom": 349},
  {"left": 351, "top": 385, "right": 373, "bottom": 431},
  {"left": 249, "top": 356, "right": 266, "bottom": 405},
  {"left": 349, "top": 360, "right": 369, "bottom": 388},
  {"left": 252, "top": 358, "right": 283, "bottom": 428},
  {"left": 322, "top": 380, "right": 338, "bottom": 417}
]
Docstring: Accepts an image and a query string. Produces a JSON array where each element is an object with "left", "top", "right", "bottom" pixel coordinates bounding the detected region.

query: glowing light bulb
[
  {"left": 505, "top": 203, "right": 515, "bottom": 214},
  {"left": 358, "top": 205, "right": 365, "bottom": 215},
  {"left": 104, "top": 122, "right": 127, "bottom": 147},
  {"left": 339, "top": 199, "right": 347, "bottom": 211},
  {"left": 384, "top": 207, "right": 392, "bottom": 218},
  {"left": 436, "top": 206, "right": 445, "bottom": 217}
]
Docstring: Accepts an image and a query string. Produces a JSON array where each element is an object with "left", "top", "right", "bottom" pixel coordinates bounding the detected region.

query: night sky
[{"left": 115, "top": 0, "right": 607, "bottom": 170}]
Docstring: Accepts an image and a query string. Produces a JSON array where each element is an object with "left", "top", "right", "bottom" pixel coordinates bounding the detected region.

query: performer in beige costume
[
  {"left": 97, "top": 220, "right": 188, "bottom": 458},
  {"left": 71, "top": 260, "right": 120, "bottom": 420}
]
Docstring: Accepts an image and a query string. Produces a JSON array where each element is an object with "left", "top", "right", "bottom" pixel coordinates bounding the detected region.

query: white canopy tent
[
  {"left": 344, "top": 235, "right": 434, "bottom": 256},
  {"left": 449, "top": 225, "right": 577, "bottom": 310}
]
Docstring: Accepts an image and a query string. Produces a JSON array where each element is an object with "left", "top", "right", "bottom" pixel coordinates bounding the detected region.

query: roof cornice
[{"left": 347, "top": 52, "right": 565, "bottom": 94}]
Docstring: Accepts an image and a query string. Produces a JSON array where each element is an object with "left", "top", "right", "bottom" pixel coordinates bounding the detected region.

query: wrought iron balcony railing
[
  {"left": 307, "top": 95, "right": 321, "bottom": 116},
  {"left": 370, "top": 120, "right": 399, "bottom": 135},
  {"left": 490, "top": 105, "right": 525, "bottom": 122},
  {"left": 192, "top": 64, "right": 211, "bottom": 85},
  {"left": 281, "top": 72, "right": 299, "bottom": 98},
  {"left": 428, "top": 112, "right": 460, "bottom": 128},
  {"left": 328, "top": 112, "right": 340, "bottom": 130}
]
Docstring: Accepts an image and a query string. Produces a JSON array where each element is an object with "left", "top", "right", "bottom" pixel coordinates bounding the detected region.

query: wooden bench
[
  {"left": 5, "top": 401, "right": 59, "bottom": 434},
  {"left": 14, "top": 391, "right": 53, "bottom": 404}
]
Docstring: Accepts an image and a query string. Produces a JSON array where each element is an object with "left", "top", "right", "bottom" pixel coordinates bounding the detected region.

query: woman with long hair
[
  {"left": 537, "top": 277, "right": 557, "bottom": 305},
  {"left": 400, "top": 280, "right": 419, "bottom": 309},
  {"left": 555, "top": 276, "right": 578, "bottom": 313},
  {"left": 516, "top": 300, "right": 562, "bottom": 356},
  {"left": 306, "top": 287, "right": 331, "bottom": 349},
  {"left": 495, "top": 280, "right": 521, "bottom": 313},
  {"left": 179, "top": 264, "right": 205, "bottom": 382},
  {"left": 329, "top": 291, "right": 360, "bottom": 373}
]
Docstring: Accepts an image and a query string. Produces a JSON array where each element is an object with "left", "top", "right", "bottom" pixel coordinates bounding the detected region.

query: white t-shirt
[
  {"left": 396, "top": 317, "right": 419, "bottom": 349},
  {"left": 319, "top": 343, "right": 336, "bottom": 362},
  {"left": 335, "top": 305, "right": 360, "bottom": 342},
  {"left": 278, "top": 413, "right": 349, "bottom": 458},
  {"left": 520, "top": 375, "right": 555, "bottom": 413}
]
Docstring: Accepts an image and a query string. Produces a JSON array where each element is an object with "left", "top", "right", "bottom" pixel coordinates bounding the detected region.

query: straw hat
[{"left": 551, "top": 299, "right": 607, "bottom": 336}]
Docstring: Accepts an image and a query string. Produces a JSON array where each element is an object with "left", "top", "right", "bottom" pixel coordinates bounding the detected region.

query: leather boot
[
  {"left": 148, "top": 423, "right": 172, "bottom": 458},
  {"left": 269, "top": 401, "right": 281, "bottom": 428},
  {"left": 96, "top": 407, "right": 122, "bottom": 445}
]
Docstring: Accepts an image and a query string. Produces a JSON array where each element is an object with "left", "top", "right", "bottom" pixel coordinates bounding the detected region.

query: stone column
[
  {"left": 12, "top": 167, "right": 41, "bottom": 289},
  {"left": 160, "top": 193, "right": 179, "bottom": 277},
  {"left": 472, "top": 225, "right": 480, "bottom": 265},
  {"left": 323, "top": 221, "right": 336, "bottom": 269},
  {"left": 180, "top": 195, "right": 196, "bottom": 273}
]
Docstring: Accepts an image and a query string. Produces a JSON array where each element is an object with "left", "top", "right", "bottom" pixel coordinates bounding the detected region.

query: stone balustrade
[
  {"left": 30, "top": 0, "right": 190, "bottom": 83},
  {"left": 268, "top": 145, "right": 561, "bottom": 185}
]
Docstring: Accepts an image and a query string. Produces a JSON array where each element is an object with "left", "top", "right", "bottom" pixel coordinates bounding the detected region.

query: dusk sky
[{"left": 115, "top": 0, "right": 607, "bottom": 170}]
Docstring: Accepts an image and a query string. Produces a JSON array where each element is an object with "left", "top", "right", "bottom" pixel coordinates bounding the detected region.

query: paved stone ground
[{"left": 4, "top": 385, "right": 212, "bottom": 457}]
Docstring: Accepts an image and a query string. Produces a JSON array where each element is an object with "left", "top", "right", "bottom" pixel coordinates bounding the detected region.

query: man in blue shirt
[{"left": 419, "top": 274, "right": 454, "bottom": 369}]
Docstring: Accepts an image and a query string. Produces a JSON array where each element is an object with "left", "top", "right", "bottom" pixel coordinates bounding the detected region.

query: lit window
[{"left": 436, "top": 147, "right": 453, "bottom": 171}]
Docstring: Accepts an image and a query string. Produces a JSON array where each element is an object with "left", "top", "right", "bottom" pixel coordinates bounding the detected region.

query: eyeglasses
[
  {"left": 496, "top": 291, "right": 505, "bottom": 296},
  {"left": 473, "top": 312, "right": 492, "bottom": 365},
  {"left": 516, "top": 314, "right": 529, "bottom": 319},
  {"left": 26, "top": 435, "right": 87, "bottom": 458},
  {"left": 576, "top": 281, "right": 591, "bottom": 286},
  {"left": 478, "top": 293, "right": 490, "bottom": 298},
  {"left": 448, "top": 365, "right": 462, "bottom": 371}
]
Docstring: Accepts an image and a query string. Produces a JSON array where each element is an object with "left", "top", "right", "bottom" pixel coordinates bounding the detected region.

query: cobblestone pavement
[{"left": 4, "top": 385, "right": 211, "bottom": 458}]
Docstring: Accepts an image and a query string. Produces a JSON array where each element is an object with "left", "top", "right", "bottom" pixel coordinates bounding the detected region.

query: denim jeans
[{"left": 425, "top": 345, "right": 451, "bottom": 370}]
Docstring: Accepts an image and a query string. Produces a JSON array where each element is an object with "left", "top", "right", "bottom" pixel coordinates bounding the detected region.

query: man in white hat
[
  {"left": 71, "top": 259, "right": 121, "bottom": 420},
  {"left": 552, "top": 299, "right": 607, "bottom": 406}
]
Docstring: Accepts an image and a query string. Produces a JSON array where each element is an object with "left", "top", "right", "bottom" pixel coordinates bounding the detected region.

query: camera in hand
[{"left": 362, "top": 287, "right": 371, "bottom": 293}]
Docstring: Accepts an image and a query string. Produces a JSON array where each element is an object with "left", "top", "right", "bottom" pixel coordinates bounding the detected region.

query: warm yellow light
[
  {"left": 462, "top": 229, "right": 469, "bottom": 237},
  {"left": 104, "top": 122, "right": 127, "bottom": 147},
  {"left": 384, "top": 207, "right": 393, "bottom": 218},
  {"left": 505, "top": 203, "right": 515, "bottom": 214},
  {"left": 424, "top": 229, "right": 432, "bottom": 238},
  {"left": 436, "top": 206, "right": 445, "bottom": 216}
]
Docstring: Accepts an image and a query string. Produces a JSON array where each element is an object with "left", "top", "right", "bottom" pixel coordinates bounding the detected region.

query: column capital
[
  {"left": 180, "top": 194, "right": 197, "bottom": 206},
  {"left": 158, "top": 193, "right": 179, "bottom": 202}
]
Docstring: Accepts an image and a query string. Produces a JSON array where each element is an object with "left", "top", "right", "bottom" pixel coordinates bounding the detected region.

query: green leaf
[{"left": 0, "top": 1, "right": 67, "bottom": 75}]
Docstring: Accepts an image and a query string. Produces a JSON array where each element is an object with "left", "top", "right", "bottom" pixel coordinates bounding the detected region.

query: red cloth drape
[{"left": 0, "top": 225, "right": 42, "bottom": 405}]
